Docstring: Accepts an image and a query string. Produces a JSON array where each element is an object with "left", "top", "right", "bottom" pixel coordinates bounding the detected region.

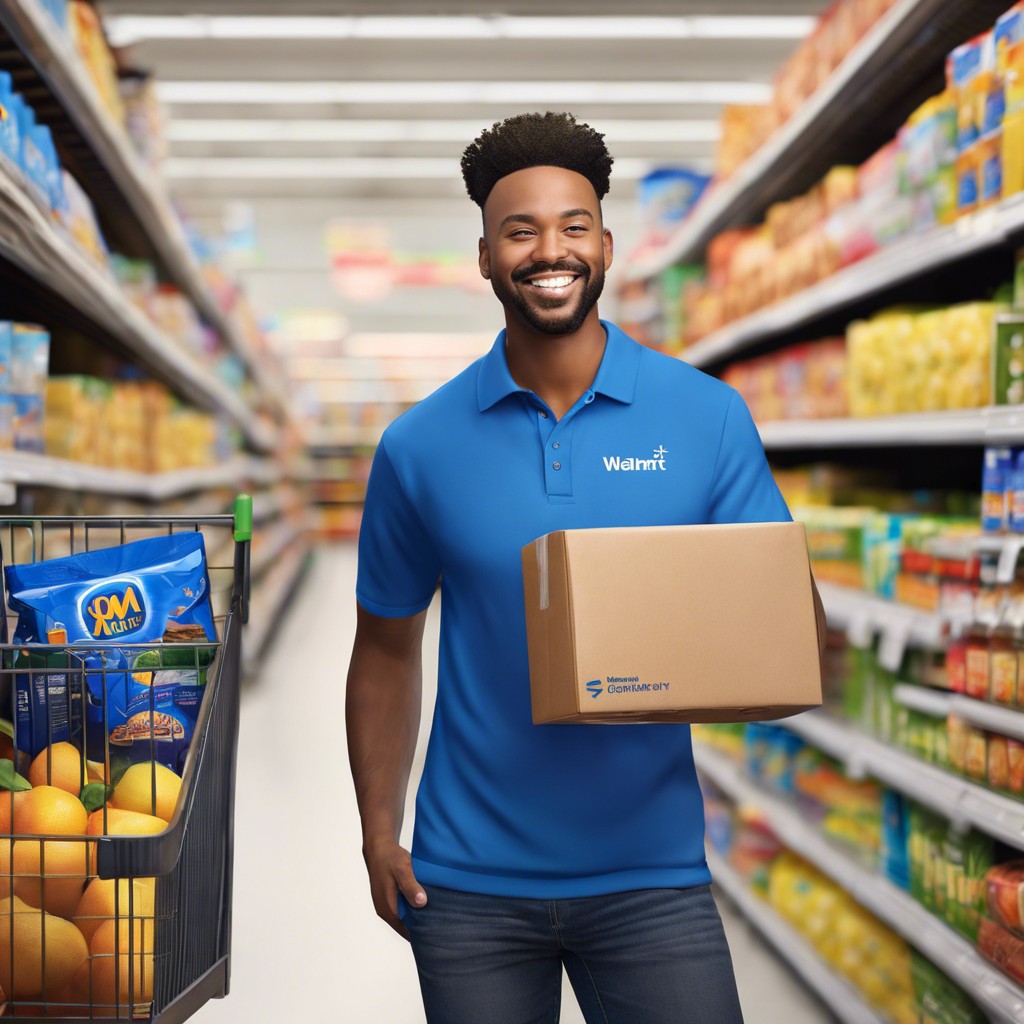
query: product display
[{"left": 5, "top": 532, "right": 216, "bottom": 769}]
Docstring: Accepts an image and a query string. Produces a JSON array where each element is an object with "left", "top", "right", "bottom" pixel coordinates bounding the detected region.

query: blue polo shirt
[{"left": 356, "top": 320, "right": 790, "bottom": 898}]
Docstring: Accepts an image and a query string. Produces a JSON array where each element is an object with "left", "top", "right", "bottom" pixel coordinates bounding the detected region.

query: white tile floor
[{"left": 198, "top": 544, "right": 835, "bottom": 1023}]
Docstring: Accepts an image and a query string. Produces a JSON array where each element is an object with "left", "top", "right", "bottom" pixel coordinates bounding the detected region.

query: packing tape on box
[{"left": 536, "top": 535, "right": 549, "bottom": 611}]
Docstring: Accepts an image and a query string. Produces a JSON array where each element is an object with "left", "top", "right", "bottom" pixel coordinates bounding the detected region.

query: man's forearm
[{"left": 346, "top": 645, "right": 423, "bottom": 847}]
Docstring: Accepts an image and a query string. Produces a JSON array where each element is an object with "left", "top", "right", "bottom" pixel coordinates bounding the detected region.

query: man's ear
[
  {"left": 478, "top": 237, "right": 490, "bottom": 280},
  {"left": 603, "top": 228, "right": 614, "bottom": 273}
]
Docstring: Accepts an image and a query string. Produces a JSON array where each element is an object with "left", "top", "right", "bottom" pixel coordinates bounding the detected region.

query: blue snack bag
[{"left": 5, "top": 533, "right": 216, "bottom": 766}]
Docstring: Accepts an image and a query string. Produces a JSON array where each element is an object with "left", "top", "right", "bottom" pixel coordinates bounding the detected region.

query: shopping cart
[{"left": 0, "top": 495, "right": 252, "bottom": 1021}]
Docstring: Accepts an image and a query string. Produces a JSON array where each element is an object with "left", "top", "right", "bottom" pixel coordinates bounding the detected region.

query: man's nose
[{"left": 530, "top": 229, "right": 569, "bottom": 266}]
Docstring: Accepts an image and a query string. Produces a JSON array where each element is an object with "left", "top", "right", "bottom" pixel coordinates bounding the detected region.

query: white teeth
[{"left": 531, "top": 276, "right": 576, "bottom": 289}]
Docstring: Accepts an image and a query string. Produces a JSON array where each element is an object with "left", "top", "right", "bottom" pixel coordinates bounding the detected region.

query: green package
[{"left": 993, "top": 311, "right": 1024, "bottom": 406}]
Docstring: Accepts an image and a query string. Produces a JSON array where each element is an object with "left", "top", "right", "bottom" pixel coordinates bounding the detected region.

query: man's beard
[{"left": 492, "top": 260, "right": 605, "bottom": 336}]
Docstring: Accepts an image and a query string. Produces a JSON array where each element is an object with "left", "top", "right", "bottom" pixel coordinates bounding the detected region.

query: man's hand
[{"left": 363, "top": 836, "right": 428, "bottom": 941}]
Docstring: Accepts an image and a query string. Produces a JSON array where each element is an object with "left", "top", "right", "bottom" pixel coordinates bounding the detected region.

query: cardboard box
[{"left": 522, "top": 522, "right": 822, "bottom": 724}]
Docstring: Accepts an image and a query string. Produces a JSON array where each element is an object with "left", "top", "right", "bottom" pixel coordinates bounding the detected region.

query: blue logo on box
[{"left": 586, "top": 680, "right": 603, "bottom": 699}]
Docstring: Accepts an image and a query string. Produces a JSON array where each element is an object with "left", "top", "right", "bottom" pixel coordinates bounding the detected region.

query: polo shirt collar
[{"left": 476, "top": 319, "right": 641, "bottom": 412}]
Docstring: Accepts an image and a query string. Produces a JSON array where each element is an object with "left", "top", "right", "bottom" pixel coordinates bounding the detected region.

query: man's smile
[{"left": 521, "top": 272, "right": 583, "bottom": 300}]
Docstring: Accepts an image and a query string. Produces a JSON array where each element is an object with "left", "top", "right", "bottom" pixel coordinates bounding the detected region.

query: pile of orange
[{"left": 0, "top": 742, "right": 182, "bottom": 1016}]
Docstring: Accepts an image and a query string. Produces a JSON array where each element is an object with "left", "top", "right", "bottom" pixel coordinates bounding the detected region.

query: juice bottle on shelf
[
  {"left": 945, "top": 631, "right": 968, "bottom": 693},
  {"left": 990, "top": 627, "right": 1018, "bottom": 705},
  {"left": 964, "top": 626, "right": 992, "bottom": 700}
]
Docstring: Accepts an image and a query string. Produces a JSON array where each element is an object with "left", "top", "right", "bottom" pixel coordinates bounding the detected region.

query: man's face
[{"left": 479, "top": 165, "right": 613, "bottom": 336}]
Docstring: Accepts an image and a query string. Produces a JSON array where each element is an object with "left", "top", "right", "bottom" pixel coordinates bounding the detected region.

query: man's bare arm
[{"left": 346, "top": 602, "right": 429, "bottom": 939}]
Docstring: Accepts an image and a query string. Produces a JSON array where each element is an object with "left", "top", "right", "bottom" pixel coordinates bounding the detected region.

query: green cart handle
[
  {"left": 233, "top": 493, "right": 253, "bottom": 542},
  {"left": 233, "top": 494, "right": 252, "bottom": 624}
]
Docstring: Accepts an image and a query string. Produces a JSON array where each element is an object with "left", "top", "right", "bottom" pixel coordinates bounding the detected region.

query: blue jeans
[{"left": 399, "top": 883, "right": 744, "bottom": 1024}]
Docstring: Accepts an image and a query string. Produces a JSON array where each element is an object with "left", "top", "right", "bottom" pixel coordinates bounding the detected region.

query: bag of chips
[{"left": 5, "top": 532, "right": 216, "bottom": 770}]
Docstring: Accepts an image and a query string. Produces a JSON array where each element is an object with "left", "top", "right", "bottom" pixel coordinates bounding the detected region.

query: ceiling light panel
[
  {"left": 157, "top": 81, "right": 772, "bottom": 105},
  {"left": 164, "top": 156, "right": 674, "bottom": 179},
  {"left": 108, "top": 15, "right": 815, "bottom": 46},
  {"left": 165, "top": 119, "right": 721, "bottom": 143}
]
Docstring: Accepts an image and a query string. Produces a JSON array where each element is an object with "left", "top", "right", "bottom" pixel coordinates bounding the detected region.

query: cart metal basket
[{"left": 0, "top": 496, "right": 251, "bottom": 1021}]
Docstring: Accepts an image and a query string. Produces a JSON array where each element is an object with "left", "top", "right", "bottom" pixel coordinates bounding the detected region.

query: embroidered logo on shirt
[{"left": 602, "top": 446, "right": 668, "bottom": 472}]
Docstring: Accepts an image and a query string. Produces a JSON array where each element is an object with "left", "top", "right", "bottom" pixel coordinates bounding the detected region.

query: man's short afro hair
[{"left": 461, "top": 112, "right": 613, "bottom": 208}]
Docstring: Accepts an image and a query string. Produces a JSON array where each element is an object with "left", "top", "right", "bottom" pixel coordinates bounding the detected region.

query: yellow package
[{"left": 1003, "top": 40, "right": 1024, "bottom": 198}]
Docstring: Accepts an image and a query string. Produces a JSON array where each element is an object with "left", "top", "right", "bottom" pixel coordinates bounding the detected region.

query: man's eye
[
  {"left": 566, "top": 225, "right": 587, "bottom": 233},
  {"left": 510, "top": 229, "right": 533, "bottom": 237}
]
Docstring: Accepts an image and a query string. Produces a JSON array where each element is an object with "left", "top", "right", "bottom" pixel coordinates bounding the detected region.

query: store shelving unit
[
  {"left": 684, "top": 196, "right": 1024, "bottom": 369},
  {"left": 758, "top": 408, "right": 1024, "bottom": 450},
  {"left": 706, "top": 849, "right": 884, "bottom": 1024},
  {"left": 0, "top": 450, "right": 278, "bottom": 499},
  {"left": 243, "top": 518, "right": 313, "bottom": 674},
  {"left": 626, "top": 0, "right": 1012, "bottom": 283},
  {"left": 0, "top": 0, "right": 292, "bottom": 419},
  {"left": 817, "top": 582, "right": 947, "bottom": 666},
  {"left": 697, "top": 744, "right": 1024, "bottom": 1024},
  {"left": 779, "top": 710, "right": 1024, "bottom": 849},
  {"left": 894, "top": 684, "right": 1024, "bottom": 745},
  {"left": 0, "top": 161, "right": 278, "bottom": 451}
]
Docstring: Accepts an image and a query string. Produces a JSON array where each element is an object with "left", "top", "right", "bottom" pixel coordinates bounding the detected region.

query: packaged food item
[
  {"left": 4, "top": 533, "right": 216, "bottom": 768},
  {"left": 1009, "top": 738, "right": 1024, "bottom": 795},
  {"left": 0, "top": 72, "right": 21, "bottom": 168},
  {"left": 10, "top": 323, "right": 48, "bottom": 454},
  {"left": 965, "top": 627, "right": 991, "bottom": 700},
  {"left": 987, "top": 861, "right": 1024, "bottom": 934},
  {"left": 983, "top": 447, "right": 1013, "bottom": 533},
  {"left": 1003, "top": 39, "right": 1024, "bottom": 199},
  {"left": 990, "top": 628, "right": 1018, "bottom": 705},
  {"left": 11, "top": 624, "right": 83, "bottom": 766},
  {"left": 978, "top": 915, "right": 1024, "bottom": 985}
]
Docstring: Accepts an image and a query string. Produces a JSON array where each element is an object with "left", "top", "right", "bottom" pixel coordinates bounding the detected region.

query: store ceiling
[{"left": 99, "top": 1, "right": 830, "bottom": 202}]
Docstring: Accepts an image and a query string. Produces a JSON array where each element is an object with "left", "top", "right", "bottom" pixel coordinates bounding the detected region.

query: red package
[
  {"left": 978, "top": 916, "right": 1024, "bottom": 985},
  {"left": 986, "top": 862, "right": 1024, "bottom": 935}
]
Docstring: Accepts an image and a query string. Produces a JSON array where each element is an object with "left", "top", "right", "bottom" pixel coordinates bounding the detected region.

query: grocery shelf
[
  {"left": 706, "top": 849, "right": 884, "bottom": 1024},
  {"left": 780, "top": 711, "right": 1024, "bottom": 848},
  {"left": 0, "top": 0, "right": 292, "bottom": 419},
  {"left": 243, "top": 535, "right": 312, "bottom": 675},
  {"left": 309, "top": 426, "right": 383, "bottom": 449},
  {"left": 625, "top": 0, "right": 1011, "bottom": 281},
  {"left": 0, "top": 158, "right": 277, "bottom": 452},
  {"left": 0, "top": 451, "right": 278, "bottom": 499},
  {"left": 683, "top": 195, "right": 1024, "bottom": 368},
  {"left": 817, "top": 582, "right": 947, "bottom": 666},
  {"left": 927, "top": 534, "right": 1024, "bottom": 586},
  {"left": 759, "top": 409, "right": 999, "bottom": 450},
  {"left": 696, "top": 744, "right": 1024, "bottom": 1024},
  {"left": 894, "top": 684, "right": 1024, "bottom": 745}
]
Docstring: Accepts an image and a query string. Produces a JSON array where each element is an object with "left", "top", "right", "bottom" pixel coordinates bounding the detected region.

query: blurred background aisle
[{"left": 1, "top": 0, "right": 1024, "bottom": 1022}]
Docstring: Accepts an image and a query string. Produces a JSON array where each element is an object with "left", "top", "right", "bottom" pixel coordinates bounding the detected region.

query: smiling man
[{"left": 346, "top": 112, "right": 824, "bottom": 1024}]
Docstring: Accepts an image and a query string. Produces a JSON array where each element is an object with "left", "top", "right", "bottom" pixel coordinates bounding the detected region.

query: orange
[
  {"left": 111, "top": 763, "right": 181, "bottom": 823},
  {"left": 84, "top": 809, "right": 166, "bottom": 874},
  {"left": 12, "top": 840, "right": 91, "bottom": 920},
  {"left": 27, "top": 745, "right": 84, "bottom": 797},
  {"left": 85, "top": 809, "right": 166, "bottom": 838},
  {"left": 0, "top": 895, "right": 88, "bottom": 999},
  {"left": 0, "top": 790, "right": 25, "bottom": 834},
  {"left": 13, "top": 788, "right": 87, "bottom": 837},
  {"left": 87, "top": 917, "right": 155, "bottom": 1008},
  {"left": 73, "top": 877, "right": 155, "bottom": 945}
]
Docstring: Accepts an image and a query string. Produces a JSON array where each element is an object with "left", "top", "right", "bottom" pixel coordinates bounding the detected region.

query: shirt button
[
  {"left": 552, "top": 462, "right": 561, "bottom": 471},
  {"left": 539, "top": 410, "right": 548, "bottom": 419},
  {"left": 552, "top": 441, "right": 560, "bottom": 449},
  {"left": 584, "top": 393, "right": 595, "bottom": 404}
]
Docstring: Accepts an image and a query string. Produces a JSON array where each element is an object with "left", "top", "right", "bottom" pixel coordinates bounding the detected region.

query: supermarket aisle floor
[{"left": 201, "top": 545, "right": 835, "bottom": 1024}]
